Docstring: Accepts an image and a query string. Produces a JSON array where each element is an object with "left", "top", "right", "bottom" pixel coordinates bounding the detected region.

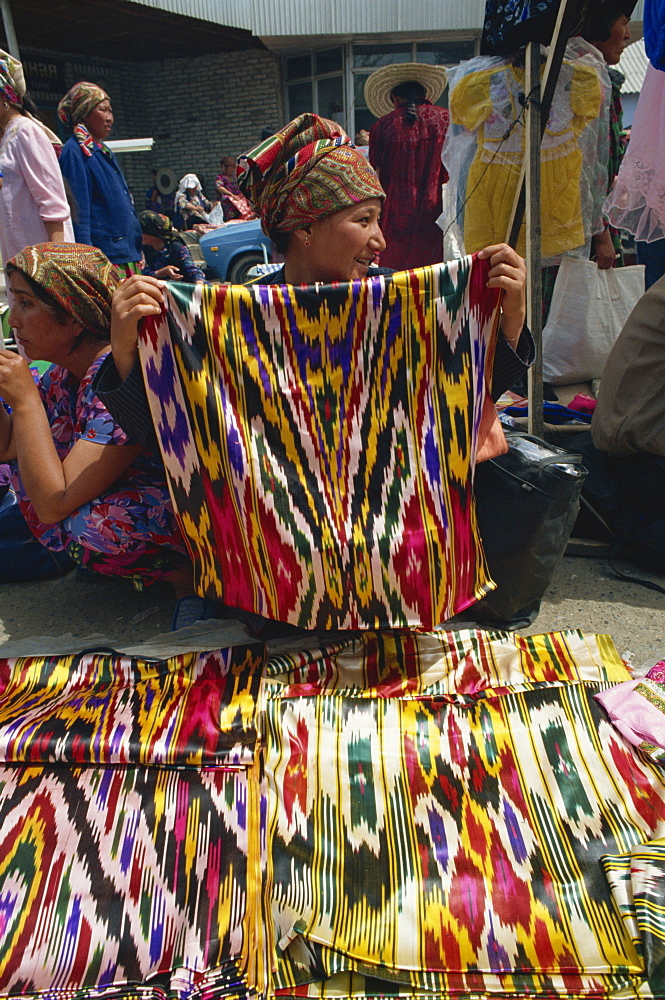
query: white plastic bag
[
  {"left": 542, "top": 257, "right": 645, "bottom": 384},
  {"left": 208, "top": 203, "right": 225, "bottom": 226}
]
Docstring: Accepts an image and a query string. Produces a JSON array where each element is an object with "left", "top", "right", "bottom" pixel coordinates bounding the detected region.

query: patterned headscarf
[
  {"left": 57, "top": 82, "right": 109, "bottom": 157},
  {"left": 0, "top": 50, "right": 62, "bottom": 148},
  {"left": 7, "top": 243, "right": 120, "bottom": 336},
  {"left": 139, "top": 210, "right": 176, "bottom": 242},
  {"left": 0, "top": 55, "right": 22, "bottom": 107},
  {"left": 237, "top": 114, "right": 384, "bottom": 236}
]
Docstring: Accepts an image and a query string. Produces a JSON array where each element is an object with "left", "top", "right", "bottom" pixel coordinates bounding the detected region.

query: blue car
[{"left": 198, "top": 219, "right": 272, "bottom": 283}]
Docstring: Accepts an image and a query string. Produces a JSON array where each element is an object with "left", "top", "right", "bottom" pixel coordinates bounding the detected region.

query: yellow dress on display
[{"left": 450, "top": 58, "right": 603, "bottom": 258}]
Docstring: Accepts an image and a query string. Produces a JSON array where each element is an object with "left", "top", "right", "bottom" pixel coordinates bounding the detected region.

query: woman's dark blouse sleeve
[
  {"left": 93, "top": 354, "right": 157, "bottom": 449},
  {"left": 491, "top": 325, "right": 534, "bottom": 400}
]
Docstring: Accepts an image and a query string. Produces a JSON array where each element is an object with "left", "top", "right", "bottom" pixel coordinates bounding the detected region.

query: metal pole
[
  {"left": 0, "top": 0, "right": 20, "bottom": 60},
  {"left": 505, "top": 0, "right": 582, "bottom": 246},
  {"left": 524, "top": 41, "right": 543, "bottom": 438}
]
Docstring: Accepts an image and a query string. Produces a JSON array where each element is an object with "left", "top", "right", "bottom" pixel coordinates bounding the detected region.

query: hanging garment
[
  {"left": 604, "top": 63, "right": 665, "bottom": 243},
  {"left": 442, "top": 41, "right": 610, "bottom": 263},
  {"left": 0, "top": 644, "right": 268, "bottom": 998},
  {"left": 368, "top": 102, "right": 450, "bottom": 270},
  {"left": 264, "top": 627, "right": 665, "bottom": 998},
  {"left": 139, "top": 258, "right": 502, "bottom": 630}
]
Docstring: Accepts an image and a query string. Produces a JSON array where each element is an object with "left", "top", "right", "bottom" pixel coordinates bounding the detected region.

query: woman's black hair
[
  {"left": 6, "top": 264, "right": 110, "bottom": 351},
  {"left": 270, "top": 229, "right": 291, "bottom": 254},
  {"left": 390, "top": 80, "right": 427, "bottom": 123},
  {"left": 580, "top": 0, "right": 636, "bottom": 42}
]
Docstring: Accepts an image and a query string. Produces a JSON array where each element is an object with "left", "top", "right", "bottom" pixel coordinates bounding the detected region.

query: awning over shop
[{"left": 0, "top": 0, "right": 262, "bottom": 61}]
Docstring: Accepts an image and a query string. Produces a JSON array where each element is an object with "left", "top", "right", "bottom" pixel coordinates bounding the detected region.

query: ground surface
[{"left": 0, "top": 554, "right": 662, "bottom": 669}]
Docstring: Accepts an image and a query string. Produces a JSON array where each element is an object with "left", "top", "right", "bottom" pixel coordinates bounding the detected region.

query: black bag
[{"left": 449, "top": 430, "right": 587, "bottom": 629}]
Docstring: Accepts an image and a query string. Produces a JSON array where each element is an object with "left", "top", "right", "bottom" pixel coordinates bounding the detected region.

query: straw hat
[{"left": 364, "top": 62, "right": 448, "bottom": 119}]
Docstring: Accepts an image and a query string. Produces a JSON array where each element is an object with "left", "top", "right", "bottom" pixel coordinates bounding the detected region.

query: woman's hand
[
  {"left": 0, "top": 349, "right": 40, "bottom": 413},
  {"left": 111, "top": 274, "right": 164, "bottom": 381},
  {"left": 592, "top": 228, "right": 616, "bottom": 270},
  {"left": 478, "top": 243, "right": 526, "bottom": 349}
]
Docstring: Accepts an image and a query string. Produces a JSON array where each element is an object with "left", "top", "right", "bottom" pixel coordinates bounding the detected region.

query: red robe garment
[{"left": 369, "top": 100, "right": 449, "bottom": 270}]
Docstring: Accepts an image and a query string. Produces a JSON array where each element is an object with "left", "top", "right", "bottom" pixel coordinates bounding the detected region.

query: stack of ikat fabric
[
  {"left": 0, "top": 643, "right": 268, "bottom": 1000},
  {"left": 1, "top": 628, "right": 664, "bottom": 999}
]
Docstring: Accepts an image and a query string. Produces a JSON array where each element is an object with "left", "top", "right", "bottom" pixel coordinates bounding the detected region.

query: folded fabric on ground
[
  {"left": 596, "top": 660, "right": 665, "bottom": 765},
  {"left": 263, "top": 628, "right": 665, "bottom": 998},
  {"left": 0, "top": 644, "right": 267, "bottom": 998},
  {"left": 139, "top": 259, "right": 501, "bottom": 631},
  {"left": 602, "top": 838, "right": 665, "bottom": 991}
]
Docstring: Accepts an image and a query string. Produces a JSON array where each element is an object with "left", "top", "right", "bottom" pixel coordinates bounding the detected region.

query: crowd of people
[{"left": 0, "top": 0, "right": 661, "bottom": 633}]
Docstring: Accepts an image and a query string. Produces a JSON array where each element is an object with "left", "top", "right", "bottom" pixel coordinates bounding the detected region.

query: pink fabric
[
  {"left": 595, "top": 660, "right": 665, "bottom": 761},
  {"left": 604, "top": 64, "right": 665, "bottom": 242},
  {"left": 568, "top": 392, "right": 597, "bottom": 414},
  {"left": 0, "top": 116, "right": 73, "bottom": 265}
]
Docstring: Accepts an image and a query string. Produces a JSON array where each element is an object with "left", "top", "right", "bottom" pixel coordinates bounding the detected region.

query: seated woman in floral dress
[{"left": 0, "top": 242, "right": 188, "bottom": 587}]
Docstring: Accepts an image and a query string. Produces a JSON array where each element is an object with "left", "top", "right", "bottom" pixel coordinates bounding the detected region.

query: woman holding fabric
[
  {"left": 57, "top": 83, "right": 142, "bottom": 274},
  {"left": 215, "top": 155, "right": 256, "bottom": 221},
  {"left": 0, "top": 55, "right": 73, "bottom": 268},
  {"left": 92, "top": 114, "right": 530, "bottom": 629},
  {"left": 98, "top": 115, "right": 528, "bottom": 409},
  {"left": 0, "top": 242, "right": 188, "bottom": 585}
]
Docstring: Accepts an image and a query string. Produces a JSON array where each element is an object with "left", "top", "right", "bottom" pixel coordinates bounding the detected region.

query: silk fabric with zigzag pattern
[{"left": 139, "top": 258, "right": 500, "bottom": 630}]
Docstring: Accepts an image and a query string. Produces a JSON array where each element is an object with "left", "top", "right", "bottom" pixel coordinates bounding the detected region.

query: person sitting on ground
[
  {"left": 0, "top": 242, "right": 189, "bottom": 588},
  {"left": 215, "top": 155, "right": 256, "bottom": 221},
  {"left": 585, "top": 272, "right": 665, "bottom": 572},
  {"left": 92, "top": 115, "right": 531, "bottom": 629},
  {"left": 175, "top": 173, "right": 213, "bottom": 229},
  {"left": 139, "top": 210, "right": 205, "bottom": 284}
]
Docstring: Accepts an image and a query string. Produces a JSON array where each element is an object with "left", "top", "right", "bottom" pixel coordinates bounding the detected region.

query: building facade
[{"left": 3, "top": 0, "right": 645, "bottom": 205}]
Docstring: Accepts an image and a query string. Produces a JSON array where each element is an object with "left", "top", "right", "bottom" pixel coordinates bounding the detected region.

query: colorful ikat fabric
[
  {"left": 0, "top": 645, "right": 268, "bottom": 998},
  {"left": 139, "top": 258, "right": 500, "bottom": 630},
  {"left": 263, "top": 628, "right": 665, "bottom": 998},
  {"left": 602, "top": 838, "right": 665, "bottom": 991}
]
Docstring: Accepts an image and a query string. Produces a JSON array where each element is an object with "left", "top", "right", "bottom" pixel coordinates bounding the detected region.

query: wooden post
[
  {"left": 524, "top": 41, "right": 543, "bottom": 438},
  {"left": 503, "top": 0, "right": 583, "bottom": 438}
]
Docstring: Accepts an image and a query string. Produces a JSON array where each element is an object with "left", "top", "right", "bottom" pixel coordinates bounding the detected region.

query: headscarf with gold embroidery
[
  {"left": 8, "top": 243, "right": 120, "bottom": 336},
  {"left": 237, "top": 113, "right": 384, "bottom": 237}
]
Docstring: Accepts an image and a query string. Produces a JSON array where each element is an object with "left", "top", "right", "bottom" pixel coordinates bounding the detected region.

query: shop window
[
  {"left": 287, "top": 54, "right": 312, "bottom": 80},
  {"left": 288, "top": 80, "right": 314, "bottom": 118},
  {"left": 353, "top": 43, "right": 411, "bottom": 68},
  {"left": 317, "top": 75, "right": 345, "bottom": 125},
  {"left": 416, "top": 40, "right": 476, "bottom": 65}
]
